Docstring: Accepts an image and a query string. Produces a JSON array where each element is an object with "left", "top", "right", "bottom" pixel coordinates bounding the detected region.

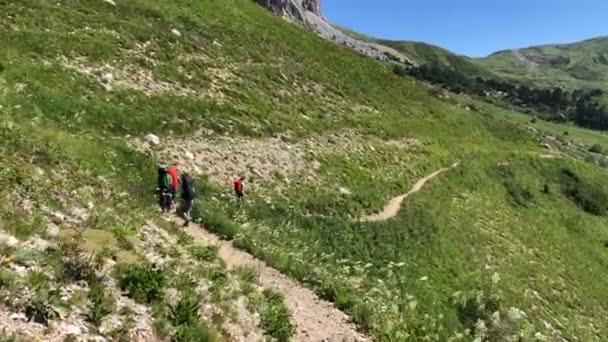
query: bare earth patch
[{"left": 130, "top": 131, "right": 420, "bottom": 190}]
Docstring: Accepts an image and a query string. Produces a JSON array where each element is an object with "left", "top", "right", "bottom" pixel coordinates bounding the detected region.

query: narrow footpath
[
  {"left": 168, "top": 216, "right": 369, "bottom": 342},
  {"left": 361, "top": 161, "right": 460, "bottom": 222}
]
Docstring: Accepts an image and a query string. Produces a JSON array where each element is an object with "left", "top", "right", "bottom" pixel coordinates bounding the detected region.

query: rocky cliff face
[
  {"left": 302, "top": 0, "right": 321, "bottom": 16},
  {"left": 254, "top": 0, "right": 414, "bottom": 65}
]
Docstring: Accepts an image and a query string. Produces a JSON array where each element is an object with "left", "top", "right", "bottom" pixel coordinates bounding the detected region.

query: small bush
[
  {"left": 25, "top": 299, "right": 59, "bottom": 326},
  {"left": 24, "top": 287, "right": 65, "bottom": 326},
  {"left": 563, "top": 130, "right": 569, "bottom": 136},
  {"left": 0, "top": 270, "right": 15, "bottom": 289},
  {"left": 196, "top": 211, "right": 239, "bottom": 240},
  {"left": 504, "top": 179, "right": 534, "bottom": 207},
  {"left": 115, "top": 264, "right": 166, "bottom": 304},
  {"left": 61, "top": 257, "right": 97, "bottom": 283},
  {"left": 248, "top": 289, "right": 294, "bottom": 342},
  {"left": 589, "top": 144, "right": 604, "bottom": 154},
  {"left": 173, "top": 323, "right": 220, "bottom": 342},
  {"left": 169, "top": 292, "right": 200, "bottom": 327},
  {"left": 560, "top": 168, "right": 608, "bottom": 216},
  {"left": 113, "top": 226, "right": 135, "bottom": 251},
  {"left": 87, "top": 280, "right": 115, "bottom": 326},
  {"left": 187, "top": 245, "right": 217, "bottom": 262},
  {"left": 530, "top": 116, "right": 538, "bottom": 124}
]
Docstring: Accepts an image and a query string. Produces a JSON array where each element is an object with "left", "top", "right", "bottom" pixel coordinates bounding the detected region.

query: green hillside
[
  {"left": 478, "top": 37, "right": 608, "bottom": 89},
  {"left": 378, "top": 40, "right": 491, "bottom": 76},
  {"left": 1, "top": 1, "right": 608, "bottom": 341}
]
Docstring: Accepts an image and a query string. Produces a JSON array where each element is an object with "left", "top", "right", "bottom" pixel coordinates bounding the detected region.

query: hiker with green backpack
[{"left": 157, "top": 165, "right": 173, "bottom": 213}]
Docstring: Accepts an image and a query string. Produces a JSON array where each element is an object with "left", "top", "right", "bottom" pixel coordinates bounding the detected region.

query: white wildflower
[{"left": 491, "top": 271, "right": 500, "bottom": 284}]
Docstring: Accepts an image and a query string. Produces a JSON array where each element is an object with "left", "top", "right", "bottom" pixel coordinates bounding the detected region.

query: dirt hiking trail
[
  {"left": 361, "top": 161, "right": 460, "bottom": 222},
  {"left": 168, "top": 216, "right": 369, "bottom": 342}
]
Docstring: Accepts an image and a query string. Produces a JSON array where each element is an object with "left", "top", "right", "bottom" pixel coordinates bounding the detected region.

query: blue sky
[{"left": 322, "top": 0, "right": 608, "bottom": 57}]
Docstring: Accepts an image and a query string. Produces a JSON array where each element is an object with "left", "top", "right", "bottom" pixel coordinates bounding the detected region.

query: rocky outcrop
[{"left": 254, "top": 0, "right": 414, "bottom": 65}]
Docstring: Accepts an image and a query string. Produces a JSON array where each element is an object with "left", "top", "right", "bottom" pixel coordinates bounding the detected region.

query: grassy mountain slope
[
  {"left": 479, "top": 37, "right": 608, "bottom": 89},
  {"left": 1, "top": 0, "right": 608, "bottom": 341},
  {"left": 379, "top": 40, "right": 491, "bottom": 76}
]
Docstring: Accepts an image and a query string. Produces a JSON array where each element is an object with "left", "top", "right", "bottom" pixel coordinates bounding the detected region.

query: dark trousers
[{"left": 182, "top": 198, "right": 194, "bottom": 223}]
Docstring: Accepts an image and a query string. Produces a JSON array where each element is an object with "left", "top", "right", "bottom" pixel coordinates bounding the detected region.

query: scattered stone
[
  {"left": 60, "top": 322, "right": 82, "bottom": 336},
  {"left": 101, "top": 72, "right": 114, "bottom": 84},
  {"left": 102, "top": 0, "right": 116, "bottom": 5},
  {"left": 46, "top": 223, "right": 60, "bottom": 238},
  {"left": 144, "top": 133, "right": 160, "bottom": 146},
  {"left": 171, "top": 29, "right": 182, "bottom": 37},
  {"left": 35, "top": 167, "right": 46, "bottom": 177},
  {"left": 339, "top": 187, "right": 352, "bottom": 196},
  {"left": 51, "top": 211, "right": 65, "bottom": 225},
  {"left": 70, "top": 206, "right": 89, "bottom": 222},
  {"left": 184, "top": 151, "right": 195, "bottom": 160},
  {"left": 419, "top": 276, "right": 429, "bottom": 282},
  {"left": 28, "top": 236, "right": 51, "bottom": 251},
  {"left": 10, "top": 313, "right": 27, "bottom": 322},
  {"left": 13, "top": 265, "right": 28, "bottom": 277},
  {"left": 0, "top": 232, "right": 19, "bottom": 247}
]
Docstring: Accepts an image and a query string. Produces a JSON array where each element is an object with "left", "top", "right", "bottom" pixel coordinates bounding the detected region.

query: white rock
[
  {"left": 339, "top": 187, "right": 352, "bottom": 196},
  {"left": 51, "top": 211, "right": 65, "bottom": 225},
  {"left": 192, "top": 164, "right": 202, "bottom": 175},
  {"left": 10, "top": 312, "right": 27, "bottom": 321},
  {"left": 70, "top": 207, "right": 89, "bottom": 222},
  {"left": 102, "top": 0, "right": 116, "bottom": 5},
  {"left": 144, "top": 133, "right": 160, "bottom": 146},
  {"left": 13, "top": 265, "right": 28, "bottom": 277},
  {"left": 171, "top": 29, "right": 182, "bottom": 37},
  {"left": 419, "top": 276, "right": 429, "bottom": 282},
  {"left": 0, "top": 232, "right": 19, "bottom": 247},
  {"left": 29, "top": 237, "right": 50, "bottom": 251},
  {"left": 35, "top": 167, "right": 46, "bottom": 177},
  {"left": 61, "top": 323, "right": 82, "bottom": 336},
  {"left": 184, "top": 151, "right": 194, "bottom": 160},
  {"left": 46, "top": 223, "right": 60, "bottom": 238},
  {"left": 101, "top": 72, "right": 114, "bottom": 84}
]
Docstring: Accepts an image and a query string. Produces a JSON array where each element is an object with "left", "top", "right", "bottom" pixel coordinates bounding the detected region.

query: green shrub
[
  {"left": 187, "top": 245, "right": 218, "bottom": 262},
  {"left": 196, "top": 211, "right": 239, "bottom": 240},
  {"left": 87, "top": 280, "right": 115, "bottom": 326},
  {"left": 497, "top": 164, "right": 534, "bottom": 207},
  {"left": 60, "top": 256, "right": 97, "bottom": 283},
  {"left": 113, "top": 225, "right": 136, "bottom": 251},
  {"left": 0, "top": 270, "right": 15, "bottom": 289},
  {"left": 560, "top": 168, "right": 608, "bottom": 216},
  {"left": 115, "top": 264, "right": 167, "bottom": 304},
  {"left": 248, "top": 289, "right": 294, "bottom": 342},
  {"left": 173, "top": 323, "right": 220, "bottom": 342},
  {"left": 589, "top": 144, "right": 604, "bottom": 154},
  {"left": 169, "top": 292, "right": 200, "bottom": 327}
]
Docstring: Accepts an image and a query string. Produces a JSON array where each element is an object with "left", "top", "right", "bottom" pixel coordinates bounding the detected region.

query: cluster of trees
[{"left": 395, "top": 63, "right": 608, "bottom": 130}]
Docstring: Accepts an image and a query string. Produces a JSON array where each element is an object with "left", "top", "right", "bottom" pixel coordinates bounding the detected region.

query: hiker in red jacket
[
  {"left": 167, "top": 166, "right": 180, "bottom": 209},
  {"left": 233, "top": 176, "right": 245, "bottom": 200}
]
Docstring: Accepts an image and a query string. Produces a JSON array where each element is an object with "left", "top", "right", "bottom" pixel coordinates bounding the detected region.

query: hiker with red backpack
[
  {"left": 167, "top": 166, "right": 180, "bottom": 210},
  {"left": 233, "top": 176, "right": 245, "bottom": 200}
]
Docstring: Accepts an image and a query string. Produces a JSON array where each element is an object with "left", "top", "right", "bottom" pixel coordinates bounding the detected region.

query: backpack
[
  {"left": 181, "top": 174, "right": 195, "bottom": 200},
  {"left": 158, "top": 168, "right": 172, "bottom": 191}
]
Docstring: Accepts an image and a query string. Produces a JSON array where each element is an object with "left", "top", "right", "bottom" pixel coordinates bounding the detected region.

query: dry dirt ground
[
  {"left": 130, "top": 131, "right": 420, "bottom": 192},
  {"left": 168, "top": 215, "right": 370, "bottom": 342}
]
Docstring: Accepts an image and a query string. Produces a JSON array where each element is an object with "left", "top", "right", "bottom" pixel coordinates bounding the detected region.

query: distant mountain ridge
[
  {"left": 253, "top": 0, "right": 608, "bottom": 91},
  {"left": 479, "top": 36, "right": 608, "bottom": 90}
]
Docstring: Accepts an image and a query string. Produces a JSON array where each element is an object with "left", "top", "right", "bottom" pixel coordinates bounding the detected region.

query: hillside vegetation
[
  {"left": 1, "top": 0, "right": 608, "bottom": 341},
  {"left": 479, "top": 37, "right": 608, "bottom": 90}
]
